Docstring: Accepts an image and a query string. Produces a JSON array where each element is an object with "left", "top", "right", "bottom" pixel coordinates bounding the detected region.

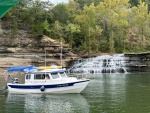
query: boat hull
[{"left": 7, "top": 80, "right": 89, "bottom": 94}]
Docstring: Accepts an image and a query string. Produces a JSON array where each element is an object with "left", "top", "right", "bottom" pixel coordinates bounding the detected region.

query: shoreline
[{"left": 0, "top": 57, "right": 31, "bottom": 74}]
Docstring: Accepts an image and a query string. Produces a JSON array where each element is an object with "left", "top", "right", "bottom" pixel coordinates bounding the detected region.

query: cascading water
[{"left": 67, "top": 54, "right": 128, "bottom": 73}]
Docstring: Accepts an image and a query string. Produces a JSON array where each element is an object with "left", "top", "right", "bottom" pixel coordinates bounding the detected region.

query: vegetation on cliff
[{"left": 1, "top": 0, "right": 150, "bottom": 54}]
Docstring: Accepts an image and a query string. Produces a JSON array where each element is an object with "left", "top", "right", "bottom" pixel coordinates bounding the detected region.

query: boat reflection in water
[{"left": 6, "top": 93, "right": 89, "bottom": 113}]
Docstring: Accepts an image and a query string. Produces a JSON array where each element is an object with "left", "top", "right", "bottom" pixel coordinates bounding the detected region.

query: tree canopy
[{"left": 1, "top": 0, "right": 150, "bottom": 54}]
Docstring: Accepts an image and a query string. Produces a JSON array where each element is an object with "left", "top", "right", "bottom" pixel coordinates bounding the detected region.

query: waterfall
[{"left": 67, "top": 54, "right": 128, "bottom": 74}]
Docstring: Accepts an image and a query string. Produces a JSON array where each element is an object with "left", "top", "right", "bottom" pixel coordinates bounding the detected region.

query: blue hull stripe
[{"left": 8, "top": 80, "right": 89, "bottom": 89}]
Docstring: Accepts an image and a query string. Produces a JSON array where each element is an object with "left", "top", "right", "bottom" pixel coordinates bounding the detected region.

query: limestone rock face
[
  {"left": 0, "top": 34, "right": 77, "bottom": 69},
  {"left": 40, "top": 35, "right": 60, "bottom": 46}
]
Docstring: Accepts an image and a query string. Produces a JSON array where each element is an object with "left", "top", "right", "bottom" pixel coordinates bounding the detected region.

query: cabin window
[
  {"left": 45, "top": 74, "right": 50, "bottom": 79},
  {"left": 59, "top": 72, "right": 66, "bottom": 77},
  {"left": 34, "top": 74, "right": 45, "bottom": 79},
  {"left": 26, "top": 74, "right": 31, "bottom": 79},
  {"left": 51, "top": 73, "right": 60, "bottom": 79}
]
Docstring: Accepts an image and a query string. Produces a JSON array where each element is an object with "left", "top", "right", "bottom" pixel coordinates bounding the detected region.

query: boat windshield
[
  {"left": 51, "top": 72, "right": 60, "bottom": 79},
  {"left": 59, "top": 72, "right": 67, "bottom": 77}
]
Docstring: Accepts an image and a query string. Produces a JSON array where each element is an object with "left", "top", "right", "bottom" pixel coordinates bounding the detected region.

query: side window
[
  {"left": 34, "top": 74, "right": 45, "bottom": 79},
  {"left": 51, "top": 73, "right": 60, "bottom": 79},
  {"left": 59, "top": 72, "right": 66, "bottom": 77},
  {"left": 26, "top": 74, "right": 31, "bottom": 79},
  {"left": 45, "top": 74, "right": 50, "bottom": 79}
]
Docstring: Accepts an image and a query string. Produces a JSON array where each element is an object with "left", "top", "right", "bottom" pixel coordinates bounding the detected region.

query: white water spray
[{"left": 68, "top": 54, "right": 127, "bottom": 73}]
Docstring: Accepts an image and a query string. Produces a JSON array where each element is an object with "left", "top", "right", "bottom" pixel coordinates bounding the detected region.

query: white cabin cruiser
[{"left": 6, "top": 66, "right": 90, "bottom": 94}]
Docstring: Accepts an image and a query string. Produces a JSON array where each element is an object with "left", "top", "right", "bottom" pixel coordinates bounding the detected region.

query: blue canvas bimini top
[{"left": 7, "top": 66, "right": 38, "bottom": 73}]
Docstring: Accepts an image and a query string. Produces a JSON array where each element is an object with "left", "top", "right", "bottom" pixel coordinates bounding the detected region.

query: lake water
[{"left": 1, "top": 72, "right": 150, "bottom": 113}]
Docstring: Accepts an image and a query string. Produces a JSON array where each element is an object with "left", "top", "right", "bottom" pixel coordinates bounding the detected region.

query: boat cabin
[
  {"left": 25, "top": 69, "right": 67, "bottom": 83},
  {"left": 6, "top": 66, "right": 89, "bottom": 94}
]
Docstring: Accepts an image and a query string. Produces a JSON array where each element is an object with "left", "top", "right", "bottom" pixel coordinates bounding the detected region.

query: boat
[{"left": 5, "top": 65, "right": 90, "bottom": 94}]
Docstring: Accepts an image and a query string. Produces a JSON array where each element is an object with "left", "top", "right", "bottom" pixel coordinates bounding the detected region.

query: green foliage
[
  {"left": 10, "top": 19, "right": 18, "bottom": 37},
  {"left": 65, "top": 23, "right": 80, "bottom": 48},
  {"left": 99, "top": 38, "right": 109, "bottom": 52},
  {"left": 2, "top": 0, "right": 150, "bottom": 54},
  {"left": 50, "top": 20, "right": 65, "bottom": 45},
  {"left": 129, "top": 0, "right": 150, "bottom": 6},
  {"left": 74, "top": 0, "right": 103, "bottom": 8},
  {"left": 32, "top": 20, "right": 50, "bottom": 35},
  {"left": 109, "top": 30, "right": 115, "bottom": 53},
  {"left": 51, "top": 3, "right": 69, "bottom": 24}
]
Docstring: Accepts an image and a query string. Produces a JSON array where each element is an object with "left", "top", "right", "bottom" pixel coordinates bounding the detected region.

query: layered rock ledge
[{"left": 0, "top": 35, "right": 77, "bottom": 73}]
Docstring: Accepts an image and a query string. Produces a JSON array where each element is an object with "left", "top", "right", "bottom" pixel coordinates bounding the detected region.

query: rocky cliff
[
  {"left": 124, "top": 52, "right": 150, "bottom": 72},
  {"left": 0, "top": 22, "right": 77, "bottom": 71},
  {"left": 1, "top": 21, "right": 150, "bottom": 73}
]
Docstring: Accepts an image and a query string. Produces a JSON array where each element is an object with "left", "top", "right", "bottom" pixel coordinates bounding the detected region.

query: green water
[{"left": 1, "top": 73, "right": 150, "bottom": 113}]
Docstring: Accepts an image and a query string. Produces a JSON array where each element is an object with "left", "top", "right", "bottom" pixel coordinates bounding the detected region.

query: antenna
[
  {"left": 60, "top": 37, "right": 62, "bottom": 69},
  {"left": 45, "top": 49, "right": 46, "bottom": 68}
]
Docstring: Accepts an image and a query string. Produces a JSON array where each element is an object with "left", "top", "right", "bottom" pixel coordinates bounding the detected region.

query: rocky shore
[
  {"left": 68, "top": 52, "right": 150, "bottom": 73},
  {"left": 0, "top": 24, "right": 150, "bottom": 73},
  {"left": 0, "top": 35, "right": 78, "bottom": 74}
]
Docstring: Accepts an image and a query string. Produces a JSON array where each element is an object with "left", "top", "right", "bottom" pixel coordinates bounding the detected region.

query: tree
[
  {"left": 129, "top": 0, "right": 139, "bottom": 6},
  {"left": 96, "top": 0, "right": 130, "bottom": 52},
  {"left": 65, "top": 23, "right": 80, "bottom": 48},
  {"left": 74, "top": 0, "right": 103, "bottom": 8},
  {"left": 51, "top": 21, "right": 64, "bottom": 41},
  {"left": 126, "top": 1, "right": 150, "bottom": 52},
  {"left": 75, "top": 3, "right": 102, "bottom": 53},
  {"left": 2, "top": 0, "right": 150, "bottom": 53},
  {"left": 51, "top": 3, "right": 69, "bottom": 24}
]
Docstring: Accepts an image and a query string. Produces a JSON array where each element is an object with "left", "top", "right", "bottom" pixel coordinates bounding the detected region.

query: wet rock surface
[
  {"left": 124, "top": 52, "right": 150, "bottom": 72},
  {"left": 68, "top": 53, "right": 150, "bottom": 73}
]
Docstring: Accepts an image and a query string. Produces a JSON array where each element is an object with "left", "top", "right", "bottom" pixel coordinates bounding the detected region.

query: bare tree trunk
[{"left": 0, "top": 19, "right": 3, "bottom": 35}]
